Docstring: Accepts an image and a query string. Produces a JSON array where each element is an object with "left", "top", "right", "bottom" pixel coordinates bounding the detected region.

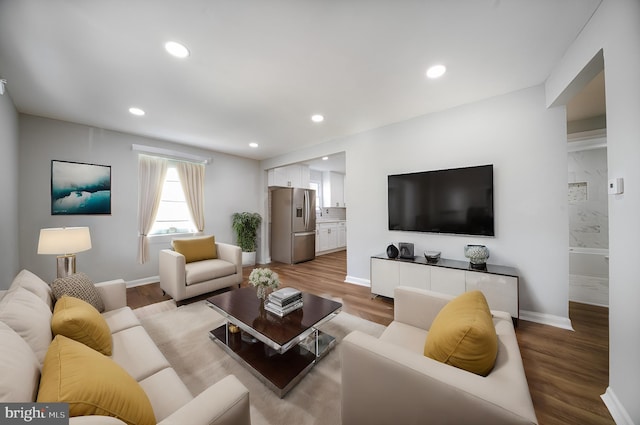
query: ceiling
[
  {"left": 566, "top": 70, "right": 606, "bottom": 122},
  {"left": 303, "top": 152, "right": 346, "bottom": 174},
  {"left": 0, "top": 0, "right": 602, "bottom": 161}
]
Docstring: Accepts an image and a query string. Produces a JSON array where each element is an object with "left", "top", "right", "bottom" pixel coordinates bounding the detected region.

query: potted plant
[{"left": 232, "top": 212, "right": 262, "bottom": 266}]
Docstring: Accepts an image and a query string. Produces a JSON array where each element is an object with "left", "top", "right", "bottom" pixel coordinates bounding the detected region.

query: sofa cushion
[
  {"left": 38, "top": 335, "right": 156, "bottom": 425},
  {"left": 51, "top": 296, "right": 112, "bottom": 355},
  {"left": 423, "top": 290, "right": 498, "bottom": 376},
  {"left": 8, "top": 269, "right": 53, "bottom": 309},
  {"left": 185, "top": 259, "right": 237, "bottom": 285},
  {"left": 102, "top": 306, "right": 142, "bottom": 334},
  {"left": 51, "top": 272, "right": 105, "bottom": 312},
  {"left": 172, "top": 235, "right": 217, "bottom": 263},
  {"left": 138, "top": 368, "right": 193, "bottom": 422},
  {"left": 0, "top": 287, "right": 53, "bottom": 365},
  {"left": 111, "top": 326, "right": 171, "bottom": 382},
  {"left": 0, "top": 321, "right": 40, "bottom": 402}
]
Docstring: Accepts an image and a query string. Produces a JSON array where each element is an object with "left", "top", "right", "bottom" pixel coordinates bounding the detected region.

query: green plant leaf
[{"left": 232, "top": 212, "right": 262, "bottom": 252}]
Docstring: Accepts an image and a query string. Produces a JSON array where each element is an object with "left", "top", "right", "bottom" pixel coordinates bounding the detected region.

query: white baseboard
[
  {"left": 345, "top": 275, "right": 370, "bottom": 287},
  {"left": 602, "top": 387, "right": 634, "bottom": 425},
  {"left": 519, "top": 310, "right": 574, "bottom": 330},
  {"left": 126, "top": 276, "right": 159, "bottom": 288}
]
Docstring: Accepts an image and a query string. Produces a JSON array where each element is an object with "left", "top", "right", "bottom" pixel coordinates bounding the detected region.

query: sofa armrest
[
  {"left": 159, "top": 250, "right": 186, "bottom": 301},
  {"left": 393, "top": 286, "right": 453, "bottom": 330},
  {"left": 95, "top": 279, "right": 127, "bottom": 312},
  {"left": 341, "top": 330, "right": 537, "bottom": 425},
  {"left": 216, "top": 243, "right": 242, "bottom": 277},
  {"left": 157, "top": 375, "right": 250, "bottom": 425}
]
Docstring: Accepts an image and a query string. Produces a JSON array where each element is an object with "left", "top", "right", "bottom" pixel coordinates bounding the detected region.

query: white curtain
[
  {"left": 137, "top": 155, "right": 168, "bottom": 264},
  {"left": 176, "top": 161, "right": 205, "bottom": 233}
]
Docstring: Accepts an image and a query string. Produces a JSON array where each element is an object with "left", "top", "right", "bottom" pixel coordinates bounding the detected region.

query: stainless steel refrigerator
[{"left": 270, "top": 187, "right": 316, "bottom": 264}]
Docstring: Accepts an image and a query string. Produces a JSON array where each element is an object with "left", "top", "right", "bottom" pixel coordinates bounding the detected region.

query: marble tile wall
[{"left": 567, "top": 148, "right": 609, "bottom": 249}]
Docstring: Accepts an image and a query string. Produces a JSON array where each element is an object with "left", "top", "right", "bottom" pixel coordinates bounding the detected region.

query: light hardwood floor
[{"left": 128, "top": 250, "right": 614, "bottom": 425}]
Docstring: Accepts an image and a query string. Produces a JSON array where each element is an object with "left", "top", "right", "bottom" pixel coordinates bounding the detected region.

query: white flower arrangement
[{"left": 248, "top": 267, "right": 280, "bottom": 299}]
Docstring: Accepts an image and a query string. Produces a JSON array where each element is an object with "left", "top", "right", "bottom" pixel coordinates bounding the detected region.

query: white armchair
[
  {"left": 341, "top": 286, "right": 538, "bottom": 425},
  {"left": 159, "top": 238, "right": 242, "bottom": 303}
]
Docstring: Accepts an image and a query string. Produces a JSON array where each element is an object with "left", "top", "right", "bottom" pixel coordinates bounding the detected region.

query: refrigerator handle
[{"left": 304, "top": 190, "right": 310, "bottom": 230}]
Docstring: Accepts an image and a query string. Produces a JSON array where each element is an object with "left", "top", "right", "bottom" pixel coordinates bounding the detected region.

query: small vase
[{"left": 464, "top": 244, "right": 490, "bottom": 269}]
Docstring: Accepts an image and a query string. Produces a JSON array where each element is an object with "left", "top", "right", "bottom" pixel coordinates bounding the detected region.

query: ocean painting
[{"left": 51, "top": 160, "right": 111, "bottom": 215}]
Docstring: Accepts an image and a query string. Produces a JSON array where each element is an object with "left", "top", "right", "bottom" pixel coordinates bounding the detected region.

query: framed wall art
[{"left": 51, "top": 160, "right": 111, "bottom": 215}]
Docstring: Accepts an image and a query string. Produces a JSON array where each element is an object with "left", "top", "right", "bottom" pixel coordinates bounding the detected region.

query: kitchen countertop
[{"left": 316, "top": 219, "right": 346, "bottom": 224}]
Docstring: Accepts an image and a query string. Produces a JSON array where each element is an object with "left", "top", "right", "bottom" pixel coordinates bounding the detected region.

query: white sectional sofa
[{"left": 0, "top": 270, "right": 251, "bottom": 425}]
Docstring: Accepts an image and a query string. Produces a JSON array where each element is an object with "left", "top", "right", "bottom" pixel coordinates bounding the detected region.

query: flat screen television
[{"left": 388, "top": 164, "right": 494, "bottom": 236}]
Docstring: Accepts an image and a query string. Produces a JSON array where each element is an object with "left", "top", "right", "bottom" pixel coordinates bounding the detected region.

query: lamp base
[{"left": 56, "top": 254, "right": 77, "bottom": 278}]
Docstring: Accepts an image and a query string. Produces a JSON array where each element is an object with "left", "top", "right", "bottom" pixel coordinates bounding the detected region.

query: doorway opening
[{"left": 566, "top": 70, "right": 609, "bottom": 308}]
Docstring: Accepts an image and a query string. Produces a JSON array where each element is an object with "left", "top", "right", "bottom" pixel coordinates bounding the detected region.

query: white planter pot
[{"left": 242, "top": 251, "right": 256, "bottom": 266}]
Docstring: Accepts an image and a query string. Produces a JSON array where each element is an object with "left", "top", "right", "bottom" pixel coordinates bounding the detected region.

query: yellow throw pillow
[
  {"left": 424, "top": 291, "right": 498, "bottom": 376},
  {"left": 172, "top": 235, "right": 217, "bottom": 263},
  {"left": 38, "top": 335, "right": 156, "bottom": 425},
  {"left": 51, "top": 296, "right": 112, "bottom": 356}
]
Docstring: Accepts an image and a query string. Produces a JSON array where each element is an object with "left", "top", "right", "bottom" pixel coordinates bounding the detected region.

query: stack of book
[{"left": 264, "top": 287, "right": 303, "bottom": 317}]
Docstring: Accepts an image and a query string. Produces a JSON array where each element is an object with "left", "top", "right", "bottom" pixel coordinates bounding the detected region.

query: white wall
[
  {"left": 349, "top": 85, "right": 569, "bottom": 320},
  {"left": 547, "top": 0, "right": 640, "bottom": 423},
  {"left": 0, "top": 91, "right": 19, "bottom": 288},
  {"left": 263, "top": 84, "right": 570, "bottom": 323},
  {"left": 18, "top": 115, "right": 262, "bottom": 285}
]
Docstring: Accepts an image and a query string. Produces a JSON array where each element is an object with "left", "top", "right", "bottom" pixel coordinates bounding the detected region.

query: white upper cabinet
[
  {"left": 322, "top": 171, "right": 346, "bottom": 207},
  {"left": 268, "top": 164, "right": 310, "bottom": 188}
]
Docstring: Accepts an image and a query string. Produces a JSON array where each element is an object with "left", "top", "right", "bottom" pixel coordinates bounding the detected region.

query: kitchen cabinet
[
  {"left": 370, "top": 255, "right": 519, "bottom": 320},
  {"left": 316, "top": 221, "right": 347, "bottom": 254},
  {"left": 337, "top": 221, "right": 347, "bottom": 248},
  {"left": 268, "top": 164, "right": 310, "bottom": 188},
  {"left": 317, "top": 223, "right": 337, "bottom": 252},
  {"left": 322, "top": 172, "right": 345, "bottom": 207}
]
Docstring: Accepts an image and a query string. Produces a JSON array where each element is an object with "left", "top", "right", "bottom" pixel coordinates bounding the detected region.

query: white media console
[{"left": 371, "top": 255, "right": 519, "bottom": 322}]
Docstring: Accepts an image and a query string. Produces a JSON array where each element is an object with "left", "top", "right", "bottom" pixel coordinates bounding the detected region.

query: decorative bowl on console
[{"left": 464, "top": 244, "right": 490, "bottom": 269}]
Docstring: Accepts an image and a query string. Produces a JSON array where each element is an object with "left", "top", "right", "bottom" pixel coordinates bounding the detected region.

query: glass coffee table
[{"left": 206, "top": 287, "right": 342, "bottom": 397}]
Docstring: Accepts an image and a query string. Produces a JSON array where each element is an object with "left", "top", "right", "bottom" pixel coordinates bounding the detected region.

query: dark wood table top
[{"left": 206, "top": 287, "right": 342, "bottom": 347}]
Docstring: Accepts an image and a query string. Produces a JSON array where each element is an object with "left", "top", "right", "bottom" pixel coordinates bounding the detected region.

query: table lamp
[{"left": 37, "top": 227, "right": 92, "bottom": 278}]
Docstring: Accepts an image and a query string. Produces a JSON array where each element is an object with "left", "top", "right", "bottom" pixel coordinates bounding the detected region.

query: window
[
  {"left": 310, "top": 181, "right": 321, "bottom": 211},
  {"left": 150, "top": 166, "right": 197, "bottom": 235}
]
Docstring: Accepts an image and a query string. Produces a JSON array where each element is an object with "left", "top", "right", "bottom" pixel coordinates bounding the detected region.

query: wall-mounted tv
[{"left": 388, "top": 164, "right": 494, "bottom": 236}]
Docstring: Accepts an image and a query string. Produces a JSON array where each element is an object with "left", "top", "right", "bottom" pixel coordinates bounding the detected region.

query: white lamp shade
[{"left": 37, "top": 227, "right": 92, "bottom": 255}]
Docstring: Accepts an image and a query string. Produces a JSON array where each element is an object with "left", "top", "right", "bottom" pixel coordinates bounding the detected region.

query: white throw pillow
[
  {"left": 0, "top": 321, "right": 40, "bottom": 402},
  {"left": 9, "top": 269, "right": 53, "bottom": 309},
  {"left": 0, "top": 287, "right": 53, "bottom": 365}
]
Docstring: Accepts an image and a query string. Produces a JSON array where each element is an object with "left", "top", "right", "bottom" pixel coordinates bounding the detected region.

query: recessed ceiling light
[
  {"left": 322, "top": 156, "right": 329, "bottom": 161},
  {"left": 426, "top": 64, "right": 446, "bottom": 79},
  {"left": 249, "top": 142, "right": 259, "bottom": 148},
  {"left": 311, "top": 114, "right": 324, "bottom": 123},
  {"left": 165, "top": 41, "right": 190, "bottom": 58},
  {"left": 129, "top": 107, "right": 145, "bottom": 116}
]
